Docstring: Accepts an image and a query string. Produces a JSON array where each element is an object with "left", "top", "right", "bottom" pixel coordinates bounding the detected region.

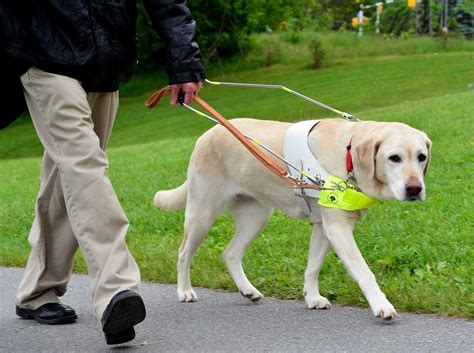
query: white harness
[{"left": 283, "top": 120, "right": 329, "bottom": 215}]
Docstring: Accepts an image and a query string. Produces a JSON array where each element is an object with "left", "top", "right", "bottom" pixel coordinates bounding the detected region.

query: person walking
[{"left": 0, "top": 0, "right": 205, "bottom": 345}]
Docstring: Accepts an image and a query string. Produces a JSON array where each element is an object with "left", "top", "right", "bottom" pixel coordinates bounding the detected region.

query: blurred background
[{"left": 134, "top": 0, "right": 473, "bottom": 74}]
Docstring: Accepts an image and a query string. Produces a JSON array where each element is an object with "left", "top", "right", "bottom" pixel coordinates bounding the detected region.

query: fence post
[{"left": 358, "top": 8, "right": 364, "bottom": 36}]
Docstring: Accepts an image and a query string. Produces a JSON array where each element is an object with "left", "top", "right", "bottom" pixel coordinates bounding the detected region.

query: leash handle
[{"left": 145, "top": 86, "right": 171, "bottom": 108}]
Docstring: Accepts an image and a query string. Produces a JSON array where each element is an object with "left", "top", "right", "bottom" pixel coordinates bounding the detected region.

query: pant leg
[
  {"left": 17, "top": 67, "right": 140, "bottom": 320},
  {"left": 16, "top": 151, "right": 79, "bottom": 309},
  {"left": 87, "top": 92, "right": 118, "bottom": 150},
  {"left": 16, "top": 93, "right": 119, "bottom": 309}
]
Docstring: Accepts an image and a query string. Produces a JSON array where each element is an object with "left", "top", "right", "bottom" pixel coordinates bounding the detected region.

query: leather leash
[{"left": 145, "top": 86, "right": 321, "bottom": 191}]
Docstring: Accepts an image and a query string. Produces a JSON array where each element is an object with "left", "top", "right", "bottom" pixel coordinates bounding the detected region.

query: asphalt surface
[{"left": 0, "top": 268, "right": 472, "bottom": 353}]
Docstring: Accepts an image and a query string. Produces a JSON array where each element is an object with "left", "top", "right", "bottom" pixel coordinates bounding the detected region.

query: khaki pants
[{"left": 16, "top": 67, "right": 141, "bottom": 320}]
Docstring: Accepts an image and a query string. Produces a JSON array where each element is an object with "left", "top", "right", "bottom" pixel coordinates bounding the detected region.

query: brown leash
[{"left": 145, "top": 86, "right": 321, "bottom": 190}]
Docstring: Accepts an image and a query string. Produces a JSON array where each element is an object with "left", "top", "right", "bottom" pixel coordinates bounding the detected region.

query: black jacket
[{"left": 0, "top": 0, "right": 205, "bottom": 128}]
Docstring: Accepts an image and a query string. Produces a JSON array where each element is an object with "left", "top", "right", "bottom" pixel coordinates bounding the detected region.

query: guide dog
[{"left": 153, "top": 118, "right": 431, "bottom": 320}]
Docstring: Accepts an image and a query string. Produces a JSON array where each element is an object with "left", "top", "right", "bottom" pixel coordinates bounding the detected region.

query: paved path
[{"left": 0, "top": 268, "right": 472, "bottom": 352}]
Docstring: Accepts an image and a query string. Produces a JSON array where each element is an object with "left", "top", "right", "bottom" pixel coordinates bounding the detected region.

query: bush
[
  {"left": 379, "top": 3, "right": 414, "bottom": 35},
  {"left": 309, "top": 36, "right": 325, "bottom": 69},
  {"left": 262, "top": 37, "right": 282, "bottom": 67}
]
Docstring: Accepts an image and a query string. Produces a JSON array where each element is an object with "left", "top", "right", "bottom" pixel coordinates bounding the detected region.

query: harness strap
[{"left": 145, "top": 86, "right": 321, "bottom": 191}]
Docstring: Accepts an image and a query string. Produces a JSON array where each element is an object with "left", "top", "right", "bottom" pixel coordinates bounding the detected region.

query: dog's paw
[
  {"left": 239, "top": 289, "right": 263, "bottom": 302},
  {"left": 371, "top": 299, "right": 398, "bottom": 321},
  {"left": 305, "top": 295, "right": 332, "bottom": 310},
  {"left": 178, "top": 288, "right": 198, "bottom": 302}
]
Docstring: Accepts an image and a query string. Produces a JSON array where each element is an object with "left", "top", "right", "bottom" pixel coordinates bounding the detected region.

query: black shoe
[
  {"left": 16, "top": 303, "right": 77, "bottom": 325},
  {"left": 101, "top": 290, "right": 146, "bottom": 345}
]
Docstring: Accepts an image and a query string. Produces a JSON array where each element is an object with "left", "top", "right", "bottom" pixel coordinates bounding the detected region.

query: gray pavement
[{"left": 0, "top": 268, "right": 472, "bottom": 352}]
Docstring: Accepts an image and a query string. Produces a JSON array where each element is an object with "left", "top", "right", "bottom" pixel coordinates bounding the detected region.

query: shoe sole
[
  {"left": 16, "top": 307, "right": 77, "bottom": 325},
  {"left": 105, "top": 328, "right": 136, "bottom": 345},
  {"left": 102, "top": 292, "right": 146, "bottom": 335}
]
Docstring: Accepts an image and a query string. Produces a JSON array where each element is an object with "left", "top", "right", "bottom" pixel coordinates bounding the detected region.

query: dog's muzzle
[{"left": 405, "top": 183, "right": 423, "bottom": 201}]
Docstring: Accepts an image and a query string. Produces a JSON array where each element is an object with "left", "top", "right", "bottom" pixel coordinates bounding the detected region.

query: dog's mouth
[
  {"left": 403, "top": 192, "right": 425, "bottom": 201},
  {"left": 405, "top": 196, "right": 421, "bottom": 201}
]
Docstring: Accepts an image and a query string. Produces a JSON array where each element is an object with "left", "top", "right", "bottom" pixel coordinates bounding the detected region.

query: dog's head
[{"left": 353, "top": 122, "right": 431, "bottom": 201}]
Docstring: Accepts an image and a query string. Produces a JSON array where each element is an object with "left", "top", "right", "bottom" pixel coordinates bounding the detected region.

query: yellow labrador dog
[{"left": 154, "top": 118, "right": 431, "bottom": 320}]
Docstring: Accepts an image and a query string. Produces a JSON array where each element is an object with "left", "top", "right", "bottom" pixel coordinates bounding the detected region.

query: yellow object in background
[
  {"left": 352, "top": 16, "right": 369, "bottom": 27},
  {"left": 408, "top": 0, "right": 416, "bottom": 8}
]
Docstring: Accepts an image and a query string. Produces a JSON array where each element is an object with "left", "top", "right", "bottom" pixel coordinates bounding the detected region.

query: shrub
[
  {"left": 309, "top": 36, "right": 325, "bottom": 69},
  {"left": 379, "top": 3, "right": 414, "bottom": 35}
]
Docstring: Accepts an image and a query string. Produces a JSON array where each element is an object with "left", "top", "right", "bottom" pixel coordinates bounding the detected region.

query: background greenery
[
  {"left": 136, "top": 0, "right": 473, "bottom": 72},
  {"left": 1, "top": 31, "right": 473, "bottom": 318}
]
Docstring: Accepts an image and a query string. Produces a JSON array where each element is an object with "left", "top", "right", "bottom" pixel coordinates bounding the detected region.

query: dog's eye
[
  {"left": 389, "top": 155, "right": 401, "bottom": 163},
  {"left": 418, "top": 154, "right": 427, "bottom": 162}
]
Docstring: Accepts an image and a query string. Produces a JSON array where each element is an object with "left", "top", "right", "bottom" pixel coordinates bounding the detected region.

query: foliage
[
  {"left": 205, "top": 31, "right": 474, "bottom": 77},
  {"left": 309, "top": 36, "right": 325, "bottom": 69},
  {"left": 379, "top": 3, "right": 414, "bottom": 35},
  {"left": 134, "top": 0, "right": 471, "bottom": 73},
  {"left": 135, "top": 0, "right": 323, "bottom": 72},
  {"left": 134, "top": 0, "right": 360, "bottom": 72},
  {"left": 320, "top": 0, "right": 360, "bottom": 30}
]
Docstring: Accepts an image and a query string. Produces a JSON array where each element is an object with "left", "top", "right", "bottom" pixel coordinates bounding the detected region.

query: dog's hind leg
[
  {"left": 225, "top": 198, "right": 272, "bottom": 302},
  {"left": 304, "top": 221, "right": 332, "bottom": 310},
  {"left": 177, "top": 194, "right": 224, "bottom": 303}
]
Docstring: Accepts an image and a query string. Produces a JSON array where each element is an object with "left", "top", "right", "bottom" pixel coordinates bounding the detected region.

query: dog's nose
[{"left": 405, "top": 183, "right": 422, "bottom": 197}]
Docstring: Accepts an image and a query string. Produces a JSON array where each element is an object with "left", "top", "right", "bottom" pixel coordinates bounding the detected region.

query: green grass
[
  {"left": 213, "top": 31, "right": 474, "bottom": 75},
  {"left": 3, "top": 50, "right": 473, "bottom": 159},
  {"left": 1, "top": 33, "right": 473, "bottom": 318}
]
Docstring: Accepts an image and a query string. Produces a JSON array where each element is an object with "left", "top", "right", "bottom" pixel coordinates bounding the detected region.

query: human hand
[{"left": 170, "top": 82, "right": 202, "bottom": 105}]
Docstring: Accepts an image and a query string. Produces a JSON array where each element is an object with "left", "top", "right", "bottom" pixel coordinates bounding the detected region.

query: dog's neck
[
  {"left": 308, "top": 120, "right": 392, "bottom": 199},
  {"left": 307, "top": 120, "right": 354, "bottom": 180}
]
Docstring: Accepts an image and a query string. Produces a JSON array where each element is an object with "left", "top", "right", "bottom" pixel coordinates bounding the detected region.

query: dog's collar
[
  {"left": 346, "top": 137, "right": 354, "bottom": 176},
  {"left": 345, "top": 136, "right": 359, "bottom": 187}
]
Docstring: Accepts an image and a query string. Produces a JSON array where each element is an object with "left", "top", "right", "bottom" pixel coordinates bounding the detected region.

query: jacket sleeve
[
  {"left": 0, "top": 4, "right": 27, "bottom": 129},
  {"left": 143, "top": 0, "right": 205, "bottom": 84}
]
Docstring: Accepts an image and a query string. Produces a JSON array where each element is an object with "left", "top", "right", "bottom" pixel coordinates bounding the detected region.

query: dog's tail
[{"left": 153, "top": 181, "right": 187, "bottom": 210}]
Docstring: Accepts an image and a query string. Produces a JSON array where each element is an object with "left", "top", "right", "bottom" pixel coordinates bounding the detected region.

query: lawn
[{"left": 0, "top": 33, "right": 473, "bottom": 318}]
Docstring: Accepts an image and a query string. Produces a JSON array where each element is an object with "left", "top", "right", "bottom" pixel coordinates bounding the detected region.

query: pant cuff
[{"left": 16, "top": 289, "right": 60, "bottom": 310}]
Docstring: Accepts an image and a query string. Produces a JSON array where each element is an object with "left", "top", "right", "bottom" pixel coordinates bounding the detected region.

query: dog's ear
[
  {"left": 423, "top": 136, "right": 432, "bottom": 176},
  {"left": 354, "top": 137, "right": 381, "bottom": 180}
]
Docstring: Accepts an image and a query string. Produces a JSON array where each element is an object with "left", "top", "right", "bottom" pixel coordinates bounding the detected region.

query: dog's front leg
[
  {"left": 321, "top": 208, "right": 398, "bottom": 320},
  {"left": 304, "top": 221, "right": 332, "bottom": 310}
]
